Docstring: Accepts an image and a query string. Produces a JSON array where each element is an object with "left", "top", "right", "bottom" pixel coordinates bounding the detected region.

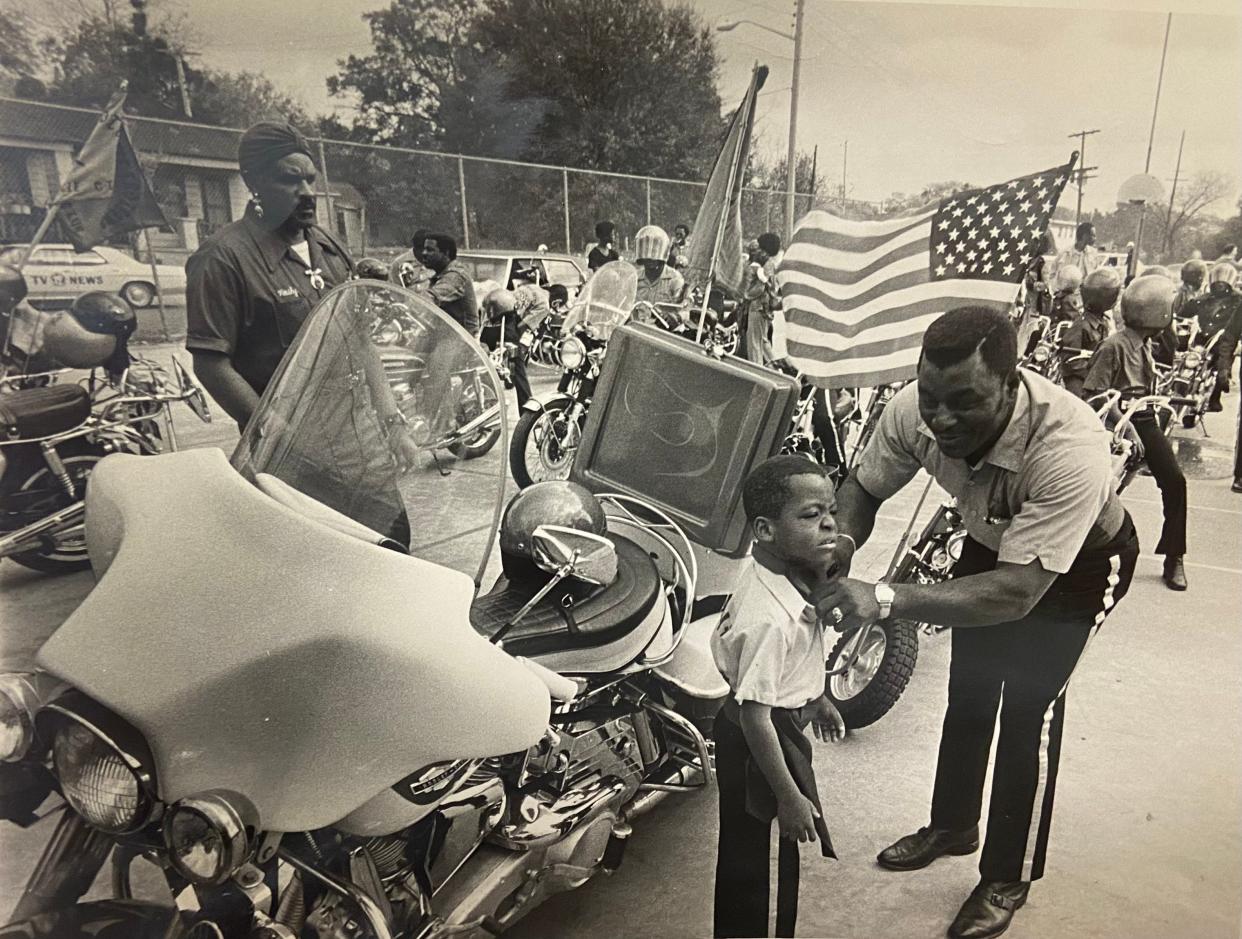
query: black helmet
[
  {"left": 0, "top": 264, "right": 28, "bottom": 310},
  {"left": 354, "top": 257, "right": 390, "bottom": 281},
  {"left": 498, "top": 481, "right": 606, "bottom": 581},
  {"left": 1081, "top": 267, "right": 1122, "bottom": 316},
  {"left": 1119, "top": 275, "right": 1174, "bottom": 330},
  {"left": 45, "top": 292, "right": 136, "bottom": 371}
]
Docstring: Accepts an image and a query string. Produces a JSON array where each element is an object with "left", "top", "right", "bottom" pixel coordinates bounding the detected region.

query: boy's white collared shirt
[{"left": 710, "top": 558, "right": 827, "bottom": 709}]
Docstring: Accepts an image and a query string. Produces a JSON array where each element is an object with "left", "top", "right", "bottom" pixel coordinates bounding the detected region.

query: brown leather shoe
[
  {"left": 876, "top": 825, "right": 979, "bottom": 871},
  {"left": 947, "top": 880, "right": 1030, "bottom": 939},
  {"left": 1163, "top": 556, "right": 1188, "bottom": 591}
]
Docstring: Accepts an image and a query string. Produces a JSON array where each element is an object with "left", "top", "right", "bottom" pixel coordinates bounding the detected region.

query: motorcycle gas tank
[{"left": 38, "top": 448, "right": 550, "bottom": 834}]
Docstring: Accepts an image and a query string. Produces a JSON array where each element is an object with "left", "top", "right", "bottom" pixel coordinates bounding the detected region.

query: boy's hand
[
  {"left": 805, "top": 696, "right": 847, "bottom": 743},
  {"left": 777, "top": 794, "right": 820, "bottom": 843}
]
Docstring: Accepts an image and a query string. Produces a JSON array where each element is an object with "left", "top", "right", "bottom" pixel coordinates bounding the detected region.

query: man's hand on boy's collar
[{"left": 811, "top": 577, "right": 879, "bottom": 633}]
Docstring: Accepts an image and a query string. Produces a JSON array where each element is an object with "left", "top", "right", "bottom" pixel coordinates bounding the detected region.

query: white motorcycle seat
[{"left": 38, "top": 447, "right": 550, "bottom": 834}]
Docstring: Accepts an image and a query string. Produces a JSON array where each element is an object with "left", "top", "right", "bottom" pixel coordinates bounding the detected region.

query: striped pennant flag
[{"left": 778, "top": 157, "right": 1076, "bottom": 388}]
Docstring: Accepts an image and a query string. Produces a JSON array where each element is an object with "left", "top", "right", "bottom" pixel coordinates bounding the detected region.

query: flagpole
[
  {"left": 696, "top": 65, "right": 759, "bottom": 346},
  {"left": 141, "top": 228, "right": 172, "bottom": 342},
  {"left": 15, "top": 205, "right": 62, "bottom": 271}
]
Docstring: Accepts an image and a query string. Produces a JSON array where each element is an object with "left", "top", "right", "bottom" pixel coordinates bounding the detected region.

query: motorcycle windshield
[
  {"left": 561, "top": 261, "right": 639, "bottom": 341},
  {"left": 231, "top": 282, "right": 507, "bottom": 583}
]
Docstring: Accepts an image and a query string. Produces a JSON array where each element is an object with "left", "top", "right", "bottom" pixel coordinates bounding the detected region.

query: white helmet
[{"left": 634, "top": 225, "right": 670, "bottom": 263}]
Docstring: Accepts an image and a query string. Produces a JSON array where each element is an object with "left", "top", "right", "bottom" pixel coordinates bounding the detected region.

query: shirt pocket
[{"left": 274, "top": 295, "right": 313, "bottom": 347}]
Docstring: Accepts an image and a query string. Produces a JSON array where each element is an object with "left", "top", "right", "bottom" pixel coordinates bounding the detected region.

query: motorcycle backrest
[{"left": 571, "top": 323, "right": 799, "bottom": 558}]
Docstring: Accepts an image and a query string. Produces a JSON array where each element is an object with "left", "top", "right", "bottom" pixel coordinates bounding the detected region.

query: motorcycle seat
[
  {"left": 0, "top": 383, "right": 90, "bottom": 440},
  {"left": 470, "top": 535, "right": 662, "bottom": 662}
]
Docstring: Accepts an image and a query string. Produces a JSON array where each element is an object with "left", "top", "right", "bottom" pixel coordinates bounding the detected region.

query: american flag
[{"left": 778, "top": 159, "right": 1076, "bottom": 388}]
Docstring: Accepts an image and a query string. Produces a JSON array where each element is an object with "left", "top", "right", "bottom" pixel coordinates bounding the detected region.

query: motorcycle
[
  {"left": 0, "top": 279, "right": 726, "bottom": 939},
  {"left": 0, "top": 355, "right": 210, "bottom": 574},
  {"left": 1164, "top": 327, "right": 1223, "bottom": 430},
  {"left": 633, "top": 288, "right": 740, "bottom": 359},
  {"left": 370, "top": 293, "right": 502, "bottom": 462},
  {"left": 1020, "top": 317, "right": 1070, "bottom": 383},
  {"left": 509, "top": 262, "right": 638, "bottom": 488}
]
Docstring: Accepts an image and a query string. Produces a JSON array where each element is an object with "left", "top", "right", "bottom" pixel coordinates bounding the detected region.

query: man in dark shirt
[
  {"left": 419, "top": 233, "right": 478, "bottom": 334},
  {"left": 185, "top": 121, "right": 353, "bottom": 429},
  {"left": 587, "top": 220, "right": 620, "bottom": 271},
  {"left": 1084, "top": 275, "right": 1188, "bottom": 590}
]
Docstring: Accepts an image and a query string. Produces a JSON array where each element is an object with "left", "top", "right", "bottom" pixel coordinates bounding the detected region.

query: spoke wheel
[
  {"left": 5, "top": 450, "right": 103, "bottom": 573},
  {"left": 825, "top": 619, "right": 919, "bottom": 729},
  {"left": 509, "top": 403, "right": 579, "bottom": 488}
]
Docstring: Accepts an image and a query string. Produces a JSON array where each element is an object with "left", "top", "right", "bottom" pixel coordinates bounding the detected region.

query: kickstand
[{"left": 431, "top": 449, "right": 452, "bottom": 477}]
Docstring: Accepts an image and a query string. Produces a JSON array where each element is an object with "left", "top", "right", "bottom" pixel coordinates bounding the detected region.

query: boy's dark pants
[
  {"left": 929, "top": 518, "right": 1138, "bottom": 883},
  {"left": 1130, "top": 408, "right": 1187, "bottom": 557},
  {"left": 713, "top": 714, "right": 801, "bottom": 938}
]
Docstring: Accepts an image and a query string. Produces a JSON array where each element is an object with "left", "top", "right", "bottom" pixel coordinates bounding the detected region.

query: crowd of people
[{"left": 176, "top": 120, "right": 1241, "bottom": 939}]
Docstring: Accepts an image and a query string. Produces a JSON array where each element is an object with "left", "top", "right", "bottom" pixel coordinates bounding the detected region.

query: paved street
[{"left": 1, "top": 344, "right": 1240, "bottom": 938}]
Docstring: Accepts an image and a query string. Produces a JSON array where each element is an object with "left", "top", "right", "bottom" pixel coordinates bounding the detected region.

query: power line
[{"left": 1066, "top": 129, "right": 1100, "bottom": 226}]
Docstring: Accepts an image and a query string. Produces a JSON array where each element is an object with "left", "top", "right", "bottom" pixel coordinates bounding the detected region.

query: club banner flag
[
  {"left": 684, "top": 64, "right": 768, "bottom": 296},
  {"left": 777, "top": 156, "right": 1077, "bottom": 388},
  {"left": 54, "top": 88, "right": 169, "bottom": 251}
]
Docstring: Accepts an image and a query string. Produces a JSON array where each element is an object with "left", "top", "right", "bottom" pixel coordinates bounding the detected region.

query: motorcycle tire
[
  {"left": 825, "top": 619, "right": 919, "bottom": 730},
  {"left": 447, "top": 379, "right": 501, "bottom": 460},
  {"left": 3, "top": 442, "right": 105, "bottom": 574},
  {"left": 509, "top": 401, "right": 578, "bottom": 489}
]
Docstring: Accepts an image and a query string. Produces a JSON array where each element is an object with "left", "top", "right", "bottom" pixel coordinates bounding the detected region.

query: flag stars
[
  {"left": 1003, "top": 262, "right": 1016, "bottom": 275},
  {"left": 936, "top": 263, "right": 947, "bottom": 276}
]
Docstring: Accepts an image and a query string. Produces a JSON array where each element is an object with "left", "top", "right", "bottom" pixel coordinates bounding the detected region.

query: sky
[{"left": 167, "top": 0, "right": 1241, "bottom": 215}]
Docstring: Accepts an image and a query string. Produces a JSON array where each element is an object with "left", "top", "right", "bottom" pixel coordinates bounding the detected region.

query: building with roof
[{"left": 0, "top": 96, "right": 366, "bottom": 262}]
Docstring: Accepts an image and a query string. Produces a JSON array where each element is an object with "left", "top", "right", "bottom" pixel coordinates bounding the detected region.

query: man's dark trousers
[
  {"left": 1129, "top": 408, "right": 1187, "bottom": 557},
  {"left": 929, "top": 518, "right": 1138, "bottom": 883}
]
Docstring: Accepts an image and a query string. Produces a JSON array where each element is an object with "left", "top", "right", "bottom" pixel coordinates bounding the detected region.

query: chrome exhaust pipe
[
  {"left": 625, "top": 764, "right": 705, "bottom": 821},
  {"left": 0, "top": 501, "right": 85, "bottom": 558}
]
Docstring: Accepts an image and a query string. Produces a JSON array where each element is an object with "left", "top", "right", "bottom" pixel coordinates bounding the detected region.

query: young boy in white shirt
[{"left": 711, "top": 455, "right": 847, "bottom": 938}]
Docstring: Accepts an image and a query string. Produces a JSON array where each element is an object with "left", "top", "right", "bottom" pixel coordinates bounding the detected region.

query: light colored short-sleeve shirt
[
  {"left": 855, "top": 370, "right": 1124, "bottom": 574},
  {"left": 710, "top": 559, "right": 827, "bottom": 709}
]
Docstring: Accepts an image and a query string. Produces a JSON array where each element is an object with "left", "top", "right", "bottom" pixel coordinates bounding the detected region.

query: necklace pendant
[{"left": 306, "top": 267, "right": 325, "bottom": 291}]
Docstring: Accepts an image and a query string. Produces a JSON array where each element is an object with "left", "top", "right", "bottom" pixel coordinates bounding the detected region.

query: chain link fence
[{"left": 0, "top": 98, "right": 882, "bottom": 261}]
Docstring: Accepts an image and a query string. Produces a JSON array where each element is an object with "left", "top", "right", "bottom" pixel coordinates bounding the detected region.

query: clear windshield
[
  {"left": 561, "top": 260, "right": 639, "bottom": 341},
  {"left": 231, "top": 282, "right": 507, "bottom": 584}
]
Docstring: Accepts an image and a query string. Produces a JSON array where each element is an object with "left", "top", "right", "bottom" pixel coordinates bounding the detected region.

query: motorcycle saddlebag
[{"left": 0, "top": 384, "right": 90, "bottom": 441}]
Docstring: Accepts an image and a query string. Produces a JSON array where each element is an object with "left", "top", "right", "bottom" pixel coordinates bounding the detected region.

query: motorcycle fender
[
  {"left": 521, "top": 393, "right": 573, "bottom": 415},
  {"left": 0, "top": 899, "right": 187, "bottom": 939}
]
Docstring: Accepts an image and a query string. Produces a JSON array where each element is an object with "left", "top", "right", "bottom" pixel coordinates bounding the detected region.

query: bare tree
[{"left": 1157, "top": 170, "right": 1233, "bottom": 257}]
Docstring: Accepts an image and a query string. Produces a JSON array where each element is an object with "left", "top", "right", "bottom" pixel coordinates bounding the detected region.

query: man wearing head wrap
[{"left": 184, "top": 120, "right": 354, "bottom": 429}]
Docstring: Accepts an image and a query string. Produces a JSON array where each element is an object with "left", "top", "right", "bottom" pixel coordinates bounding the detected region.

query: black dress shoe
[
  {"left": 1232, "top": 476, "right": 1242, "bottom": 494},
  {"left": 876, "top": 825, "right": 979, "bottom": 871},
  {"left": 948, "top": 880, "right": 1030, "bottom": 939},
  {"left": 1163, "top": 556, "right": 1188, "bottom": 591}
]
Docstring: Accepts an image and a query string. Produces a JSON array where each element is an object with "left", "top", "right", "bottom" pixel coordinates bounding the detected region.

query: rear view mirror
[{"left": 531, "top": 525, "right": 618, "bottom": 586}]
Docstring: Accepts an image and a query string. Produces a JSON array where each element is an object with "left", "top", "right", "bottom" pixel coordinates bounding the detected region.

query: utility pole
[
  {"left": 784, "top": 0, "right": 805, "bottom": 244},
  {"left": 1145, "top": 13, "right": 1172, "bottom": 174},
  {"left": 841, "top": 140, "right": 848, "bottom": 205},
  {"left": 1163, "top": 129, "right": 1185, "bottom": 255},
  {"left": 1066, "top": 129, "right": 1099, "bottom": 226}
]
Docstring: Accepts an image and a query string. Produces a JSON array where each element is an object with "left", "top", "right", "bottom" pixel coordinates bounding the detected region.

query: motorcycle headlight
[
  {"left": 558, "top": 336, "right": 586, "bottom": 371},
  {"left": 1032, "top": 345, "right": 1050, "bottom": 363},
  {"left": 164, "top": 791, "right": 258, "bottom": 886},
  {"left": 1182, "top": 352, "right": 1201, "bottom": 369},
  {"left": 0, "top": 676, "right": 37, "bottom": 762},
  {"left": 52, "top": 718, "right": 150, "bottom": 833}
]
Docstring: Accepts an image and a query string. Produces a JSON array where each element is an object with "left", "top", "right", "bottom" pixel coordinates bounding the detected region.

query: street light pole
[
  {"left": 716, "top": 10, "right": 803, "bottom": 243},
  {"left": 784, "top": 0, "right": 805, "bottom": 245}
]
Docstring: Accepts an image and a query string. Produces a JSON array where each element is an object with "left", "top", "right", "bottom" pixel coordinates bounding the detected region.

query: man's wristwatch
[{"left": 874, "top": 582, "right": 895, "bottom": 620}]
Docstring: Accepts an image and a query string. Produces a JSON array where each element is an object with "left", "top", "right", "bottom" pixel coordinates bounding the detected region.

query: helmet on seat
[
  {"left": 0, "top": 264, "right": 28, "bottom": 310},
  {"left": 1180, "top": 259, "right": 1207, "bottom": 288},
  {"left": 499, "top": 481, "right": 607, "bottom": 579},
  {"left": 634, "top": 226, "right": 671, "bottom": 264},
  {"left": 1081, "top": 267, "right": 1122, "bottom": 316},
  {"left": 44, "top": 292, "right": 136, "bottom": 371},
  {"left": 354, "top": 257, "right": 390, "bottom": 281},
  {"left": 1119, "top": 275, "right": 1175, "bottom": 330}
]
